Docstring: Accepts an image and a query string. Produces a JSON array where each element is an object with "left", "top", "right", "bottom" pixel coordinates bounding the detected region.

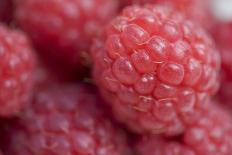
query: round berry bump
[
  {"left": 14, "top": 0, "right": 118, "bottom": 75},
  {"left": 2, "top": 84, "right": 131, "bottom": 155},
  {"left": 0, "top": 25, "right": 35, "bottom": 117},
  {"left": 91, "top": 5, "right": 220, "bottom": 135}
]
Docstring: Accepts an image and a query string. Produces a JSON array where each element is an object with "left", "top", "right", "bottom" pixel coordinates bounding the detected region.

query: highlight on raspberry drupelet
[
  {"left": 0, "top": 24, "right": 35, "bottom": 117},
  {"left": 1, "top": 84, "right": 132, "bottom": 155},
  {"left": 91, "top": 4, "right": 221, "bottom": 136}
]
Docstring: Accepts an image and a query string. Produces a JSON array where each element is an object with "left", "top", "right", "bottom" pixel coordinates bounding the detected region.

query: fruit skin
[
  {"left": 0, "top": 24, "right": 35, "bottom": 117},
  {"left": 14, "top": 0, "right": 118, "bottom": 76},
  {"left": 0, "top": 0, "right": 13, "bottom": 23},
  {"left": 135, "top": 102, "right": 232, "bottom": 155},
  {"left": 2, "top": 84, "right": 131, "bottom": 155},
  {"left": 211, "top": 23, "right": 232, "bottom": 107},
  {"left": 91, "top": 4, "right": 220, "bottom": 135}
]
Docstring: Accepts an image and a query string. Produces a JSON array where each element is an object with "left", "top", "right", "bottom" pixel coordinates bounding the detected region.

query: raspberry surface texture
[
  {"left": 135, "top": 102, "right": 232, "bottom": 155},
  {"left": 91, "top": 4, "right": 220, "bottom": 135},
  {"left": 0, "top": 0, "right": 13, "bottom": 23},
  {"left": 119, "top": 0, "right": 213, "bottom": 30},
  {"left": 14, "top": 0, "right": 118, "bottom": 76},
  {"left": 0, "top": 25, "right": 35, "bottom": 117},
  {"left": 2, "top": 84, "right": 131, "bottom": 155},
  {"left": 212, "top": 22, "right": 232, "bottom": 106},
  {"left": 156, "top": 0, "right": 213, "bottom": 30}
]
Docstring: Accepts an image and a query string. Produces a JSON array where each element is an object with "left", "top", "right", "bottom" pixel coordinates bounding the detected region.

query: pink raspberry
[
  {"left": 91, "top": 4, "right": 220, "bottom": 135},
  {"left": 0, "top": 24, "right": 35, "bottom": 117},
  {"left": 2, "top": 84, "right": 131, "bottom": 155},
  {"left": 135, "top": 102, "right": 232, "bottom": 155},
  {"left": 0, "top": 0, "right": 13, "bottom": 23},
  {"left": 14, "top": 0, "right": 118, "bottom": 76}
]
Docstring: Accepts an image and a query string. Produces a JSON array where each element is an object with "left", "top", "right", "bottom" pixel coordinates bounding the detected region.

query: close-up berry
[
  {"left": 91, "top": 4, "right": 220, "bottom": 135},
  {"left": 2, "top": 84, "right": 131, "bottom": 155},
  {"left": 135, "top": 102, "right": 232, "bottom": 155},
  {"left": 14, "top": 0, "right": 118, "bottom": 77},
  {"left": 0, "top": 24, "right": 35, "bottom": 117}
]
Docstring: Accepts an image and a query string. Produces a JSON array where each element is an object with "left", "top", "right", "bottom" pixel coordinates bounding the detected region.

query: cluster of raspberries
[{"left": 0, "top": 0, "right": 231, "bottom": 155}]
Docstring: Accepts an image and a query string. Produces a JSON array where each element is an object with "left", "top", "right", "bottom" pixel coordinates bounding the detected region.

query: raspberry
[
  {"left": 0, "top": 25, "right": 35, "bottom": 117},
  {"left": 212, "top": 22, "right": 232, "bottom": 106},
  {"left": 2, "top": 84, "right": 131, "bottom": 155},
  {"left": 0, "top": 0, "right": 13, "bottom": 23},
  {"left": 91, "top": 5, "right": 220, "bottom": 135},
  {"left": 119, "top": 0, "right": 213, "bottom": 30},
  {"left": 14, "top": 0, "right": 118, "bottom": 76},
  {"left": 135, "top": 102, "right": 232, "bottom": 155}
]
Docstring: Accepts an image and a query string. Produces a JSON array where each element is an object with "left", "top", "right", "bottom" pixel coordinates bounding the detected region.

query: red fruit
[
  {"left": 136, "top": 102, "right": 232, "bottom": 155},
  {"left": 2, "top": 84, "right": 131, "bottom": 155},
  {"left": 0, "top": 0, "right": 13, "bottom": 23},
  {"left": 212, "top": 22, "right": 232, "bottom": 107},
  {"left": 0, "top": 25, "right": 35, "bottom": 117},
  {"left": 91, "top": 5, "right": 220, "bottom": 135},
  {"left": 14, "top": 0, "right": 118, "bottom": 76}
]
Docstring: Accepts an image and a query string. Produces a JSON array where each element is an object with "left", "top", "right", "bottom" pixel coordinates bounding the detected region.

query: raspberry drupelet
[
  {"left": 135, "top": 102, "right": 232, "bottom": 155},
  {"left": 2, "top": 84, "right": 132, "bottom": 155},
  {"left": 14, "top": 0, "right": 118, "bottom": 76},
  {"left": 91, "top": 5, "right": 220, "bottom": 135},
  {"left": 0, "top": 25, "right": 35, "bottom": 117}
]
